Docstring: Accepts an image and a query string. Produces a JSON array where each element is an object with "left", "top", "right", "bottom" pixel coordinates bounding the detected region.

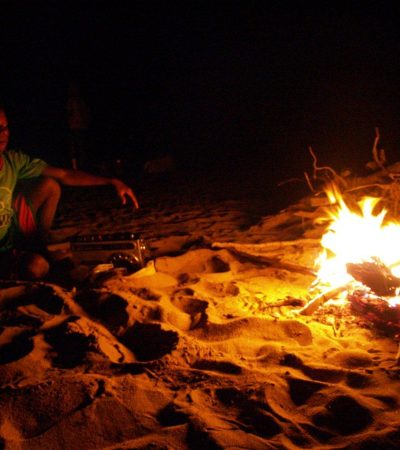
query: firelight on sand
[{"left": 315, "top": 186, "right": 400, "bottom": 305}]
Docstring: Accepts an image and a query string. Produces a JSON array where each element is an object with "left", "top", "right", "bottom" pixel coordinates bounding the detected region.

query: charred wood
[
  {"left": 348, "top": 290, "right": 400, "bottom": 338},
  {"left": 346, "top": 258, "right": 400, "bottom": 296}
]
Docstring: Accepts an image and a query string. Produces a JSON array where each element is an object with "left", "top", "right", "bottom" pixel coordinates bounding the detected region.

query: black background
[{"left": 1, "top": 1, "right": 400, "bottom": 183}]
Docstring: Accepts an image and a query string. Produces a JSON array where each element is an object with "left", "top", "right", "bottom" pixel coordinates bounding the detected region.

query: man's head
[{"left": 0, "top": 107, "right": 9, "bottom": 153}]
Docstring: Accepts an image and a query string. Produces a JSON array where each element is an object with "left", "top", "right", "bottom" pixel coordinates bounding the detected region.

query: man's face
[{"left": 0, "top": 110, "right": 9, "bottom": 153}]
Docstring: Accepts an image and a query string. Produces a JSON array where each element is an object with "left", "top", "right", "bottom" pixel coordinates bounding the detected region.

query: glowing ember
[{"left": 315, "top": 187, "right": 400, "bottom": 305}]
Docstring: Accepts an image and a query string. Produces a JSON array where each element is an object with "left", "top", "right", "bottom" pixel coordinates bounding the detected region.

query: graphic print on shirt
[{"left": 0, "top": 187, "right": 13, "bottom": 230}]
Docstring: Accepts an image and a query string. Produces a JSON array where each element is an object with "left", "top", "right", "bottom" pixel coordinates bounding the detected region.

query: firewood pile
[
  {"left": 346, "top": 260, "right": 400, "bottom": 337},
  {"left": 349, "top": 290, "right": 400, "bottom": 338}
]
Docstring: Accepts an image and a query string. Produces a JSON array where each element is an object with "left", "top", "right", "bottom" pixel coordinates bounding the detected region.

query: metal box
[{"left": 70, "top": 232, "right": 148, "bottom": 272}]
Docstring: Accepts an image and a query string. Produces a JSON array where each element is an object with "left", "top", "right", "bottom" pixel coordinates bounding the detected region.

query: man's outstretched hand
[
  {"left": 41, "top": 165, "right": 140, "bottom": 208},
  {"left": 111, "top": 179, "right": 139, "bottom": 208}
]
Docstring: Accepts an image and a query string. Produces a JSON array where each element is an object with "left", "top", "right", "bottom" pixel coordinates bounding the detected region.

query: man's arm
[{"left": 41, "top": 165, "right": 139, "bottom": 208}]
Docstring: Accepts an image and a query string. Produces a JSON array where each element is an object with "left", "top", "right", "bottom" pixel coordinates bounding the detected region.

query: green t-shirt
[{"left": 0, "top": 150, "right": 47, "bottom": 244}]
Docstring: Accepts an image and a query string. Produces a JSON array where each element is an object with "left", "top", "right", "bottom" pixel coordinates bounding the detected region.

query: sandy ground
[{"left": 1, "top": 165, "right": 399, "bottom": 449}]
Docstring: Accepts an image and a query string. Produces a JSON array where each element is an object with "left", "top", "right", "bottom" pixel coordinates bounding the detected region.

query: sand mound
[{"left": 1, "top": 176, "right": 400, "bottom": 449}]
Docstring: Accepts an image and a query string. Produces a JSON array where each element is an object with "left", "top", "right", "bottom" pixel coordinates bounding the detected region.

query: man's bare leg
[
  {"left": 14, "top": 177, "right": 61, "bottom": 279},
  {"left": 23, "top": 176, "right": 61, "bottom": 241},
  {"left": 19, "top": 252, "right": 50, "bottom": 280}
]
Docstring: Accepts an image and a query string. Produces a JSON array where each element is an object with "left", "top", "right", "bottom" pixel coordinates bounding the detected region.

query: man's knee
[
  {"left": 19, "top": 177, "right": 61, "bottom": 210},
  {"left": 39, "top": 176, "right": 61, "bottom": 200},
  {"left": 19, "top": 252, "right": 50, "bottom": 280}
]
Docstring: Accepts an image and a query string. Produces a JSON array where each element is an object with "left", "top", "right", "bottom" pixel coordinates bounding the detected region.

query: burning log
[
  {"left": 300, "top": 258, "right": 400, "bottom": 316},
  {"left": 346, "top": 258, "right": 400, "bottom": 297},
  {"left": 348, "top": 290, "right": 400, "bottom": 338}
]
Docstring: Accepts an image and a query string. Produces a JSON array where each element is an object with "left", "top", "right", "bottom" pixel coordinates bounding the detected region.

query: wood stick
[
  {"left": 298, "top": 282, "right": 353, "bottom": 316},
  {"left": 212, "top": 239, "right": 321, "bottom": 251}
]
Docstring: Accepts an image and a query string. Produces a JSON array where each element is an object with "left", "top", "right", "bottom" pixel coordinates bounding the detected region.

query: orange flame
[{"left": 316, "top": 187, "right": 400, "bottom": 305}]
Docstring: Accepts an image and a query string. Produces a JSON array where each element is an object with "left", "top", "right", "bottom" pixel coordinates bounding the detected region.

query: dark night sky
[{"left": 1, "top": 1, "right": 400, "bottom": 180}]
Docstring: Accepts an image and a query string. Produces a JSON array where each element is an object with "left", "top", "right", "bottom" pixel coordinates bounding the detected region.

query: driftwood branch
[
  {"left": 298, "top": 282, "right": 353, "bottom": 315},
  {"left": 212, "top": 240, "right": 319, "bottom": 276},
  {"left": 213, "top": 239, "right": 320, "bottom": 252},
  {"left": 372, "top": 127, "right": 387, "bottom": 174},
  {"left": 304, "top": 171, "right": 315, "bottom": 192},
  {"left": 307, "top": 147, "right": 348, "bottom": 190}
]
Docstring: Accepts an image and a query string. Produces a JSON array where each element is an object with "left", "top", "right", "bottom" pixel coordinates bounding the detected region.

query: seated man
[{"left": 0, "top": 105, "right": 139, "bottom": 280}]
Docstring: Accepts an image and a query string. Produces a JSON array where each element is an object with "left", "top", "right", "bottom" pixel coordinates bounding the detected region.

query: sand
[{"left": 1, "top": 166, "right": 399, "bottom": 449}]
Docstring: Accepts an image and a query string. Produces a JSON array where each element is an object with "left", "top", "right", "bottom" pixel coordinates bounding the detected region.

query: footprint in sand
[
  {"left": 286, "top": 376, "right": 327, "bottom": 406},
  {"left": 120, "top": 322, "right": 179, "bottom": 361},
  {"left": 75, "top": 290, "right": 129, "bottom": 333},
  {"left": 176, "top": 273, "right": 200, "bottom": 286},
  {"left": 0, "top": 330, "right": 34, "bottom": 364},
  {"left": 202, "top": 280, "right": 240, "bottom": 297},
  {"left": 281, "top": 353, "right": 345, "bottom": 383},
  {"left": 157, "top": 402, "right": 189, "bottom": 426},
  {"left": 44, "top": 315, "right": 136, "bottom": 367},
  {"left": 44, "top": 318, "right": 95, "bottom": 368},
  {"left": 170, "top": 288, "right": 208, "bottom": 330},
  {"left": 129, "top": 287, "right": 160, "bottom": 301},
  {"left": 215, "top": 387, "right": 282, "bottom": 439},
  {"left": 346, "top": 371, "right": 372, "bottom": 389},
  {"left": 312, "top": 395, "right": 373, "bottom": 435},
  {"left": 206, "top": 255, "right": 230, "bottom": 273},
  {"left": 191, "top": 359, "right": 242, "bottom": 374}
]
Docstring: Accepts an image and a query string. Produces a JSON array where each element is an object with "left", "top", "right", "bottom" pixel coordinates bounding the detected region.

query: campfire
[
  {"left": 300, "top": 185, "right": 400, "bottom": 339},
  {"left": 316, "top": 185, "right": 400, "bottom": 296}
]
